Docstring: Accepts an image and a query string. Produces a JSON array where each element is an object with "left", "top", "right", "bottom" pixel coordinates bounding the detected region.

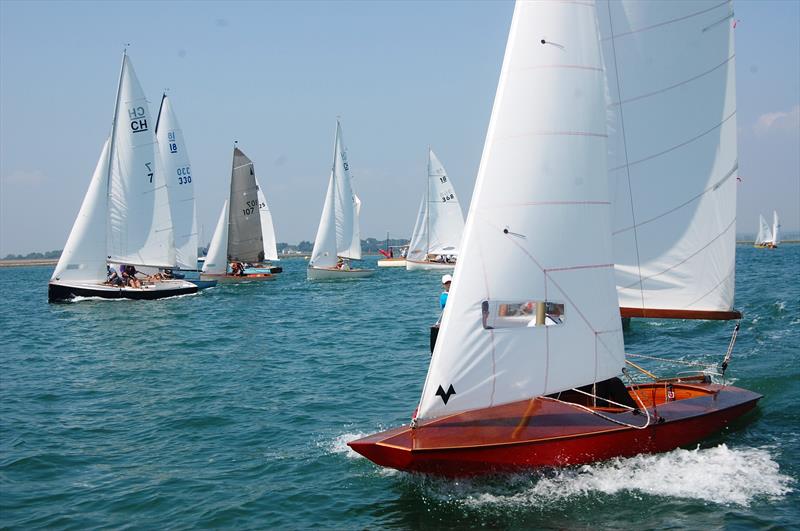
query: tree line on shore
[{"left": 3, "top": 237, "right": 410, "bottom": 261}]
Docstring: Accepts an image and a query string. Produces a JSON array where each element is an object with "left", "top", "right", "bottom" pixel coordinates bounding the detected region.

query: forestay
[
  {"left": 107, "top": 54, "right": 175, "bottom": 268},
  {"left": 156, "top": 94, "right": 198, "bottom": 270},
  {"left": 407, "top": 149, "right": 465, "bottom": 261},
  {"left": 227, "top": 148, "right": 264, "bottom": 262},
  {"left": 256, "top": 177, "right": 279, "bottom": 261},
  {"left": 600, "top": 0, "right": 739, "bottom": 317},
  {"left": 202, "top": 200, "right": 229, "bottom": 275},
  {"left": 417, "top": 0, "right": 625, "bottom": 421},
  {"left": 51, "top": 140, "right": 111, "bottom": 283}
]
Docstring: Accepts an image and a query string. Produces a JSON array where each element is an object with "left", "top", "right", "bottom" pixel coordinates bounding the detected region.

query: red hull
[{"left": 348, "top": 383, "right": 761, "bottom": 476}]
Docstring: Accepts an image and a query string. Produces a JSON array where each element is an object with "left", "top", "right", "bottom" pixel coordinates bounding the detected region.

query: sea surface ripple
[{"left": 1, "top": 247, "right": 797, "bottom": 529}]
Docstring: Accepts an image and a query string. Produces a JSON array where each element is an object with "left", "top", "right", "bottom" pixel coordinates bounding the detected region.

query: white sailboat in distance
[
  {"left": 754, "top": 210, "right": 780, "bottom": 248},
  {"left": 307, "top": 120, "right": 374, "bottom": 280},
  {"left": 201, "top": 146, "right": 277, "bottom": 281},
  {"left": 49, "top": 51, "right": 197, "bottom": 302},
  {"left": 405, "top": 148, "right": 465, "bottom": 271}
]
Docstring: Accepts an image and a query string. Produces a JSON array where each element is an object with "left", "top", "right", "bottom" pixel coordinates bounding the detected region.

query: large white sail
[
  {"left": 156, "top": 94, "right": 198, "bottom": 270},
  {"left": 256, "top": 177, "right": 279, "bottom": 261},
  {"left": 407, "top": 149, "right": 465, "bottom": 261},
  {"left": 601, "top": 1, "right": 739, "bottom": 317},
  {"left": 333, "top": 122, "right": 361, "bottom": 260},
  {"left": 51, "top": 139, "right": 111, "bottom": 283},
  {"left": 755, "top": 214, "right": 772, "bottom": 246},
  {"left": 309, "top": 169, "right": 339, "bottom": 269},
  {"left": 107, "top": 53, "right": 175, "bottom": 268},
  {"left": 771, "top": 210, "right": 780, "bottom": 246},
  {"left": 417, "top": 0, "right": 625, "bottom": 421},
  {"left": 202, "top": 200, "right": 229, "bottom": 275}
]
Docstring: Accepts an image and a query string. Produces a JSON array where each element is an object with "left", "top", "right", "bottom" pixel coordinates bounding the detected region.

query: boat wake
[
  {"left": 321, "top": 431, "right": 366, "bottom": 460},
  {"left": 408, "top": 445, "right": 793, "bottom": 508}
]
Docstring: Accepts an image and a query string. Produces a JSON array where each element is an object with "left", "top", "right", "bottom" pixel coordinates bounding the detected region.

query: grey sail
[{"left": 227, "top": 147, "right": 264, "bottom": 262}]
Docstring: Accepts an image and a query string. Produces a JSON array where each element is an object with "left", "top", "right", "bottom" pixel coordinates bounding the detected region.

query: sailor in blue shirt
[{"left": 440, "top": 274, "right": 452, "bottom": 309}]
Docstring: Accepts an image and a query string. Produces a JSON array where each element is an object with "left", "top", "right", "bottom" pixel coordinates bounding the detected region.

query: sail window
[{"left": 481, "top": 300, "right": 565, "bottom": 329}]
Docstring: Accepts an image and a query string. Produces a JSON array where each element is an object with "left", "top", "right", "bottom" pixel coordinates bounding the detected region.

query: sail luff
[{"left": 332, "top": 121, "right": 361, "bottom": 260}]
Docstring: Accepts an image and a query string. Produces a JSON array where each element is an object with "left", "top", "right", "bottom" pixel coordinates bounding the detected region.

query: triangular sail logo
[{"left": 435, "top": 384, "right": 456, "bottom": 405}]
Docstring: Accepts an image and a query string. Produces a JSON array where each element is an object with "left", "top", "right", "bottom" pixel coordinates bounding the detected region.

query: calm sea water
[{"left": 1, "top": 246, "right": 797, "bottom": 529}]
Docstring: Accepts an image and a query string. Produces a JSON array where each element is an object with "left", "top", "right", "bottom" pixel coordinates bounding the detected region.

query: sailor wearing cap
[{"left": 440, "top": 274, "right": 452, "bottom": 309}]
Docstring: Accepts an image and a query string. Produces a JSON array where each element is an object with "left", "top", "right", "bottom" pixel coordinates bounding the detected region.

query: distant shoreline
[{"left": 1, "top": 245, "right": 796, "bottom": 268}]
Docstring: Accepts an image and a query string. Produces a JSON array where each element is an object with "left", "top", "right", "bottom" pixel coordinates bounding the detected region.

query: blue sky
[{"left": 1, "top": 0, "right": 798, "bottom": 255}]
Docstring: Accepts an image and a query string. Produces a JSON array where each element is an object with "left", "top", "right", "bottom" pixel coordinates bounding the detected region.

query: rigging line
[
  {"left": 619, "top": 216, "right": 736, "bottom": 290},
  {"left": 497, "top": 130, "right": 607, "bottom": 142},
  {"left": 607, "top": 0, "right": 647, "bottom": 314},
  {"left": 541, "top": 393, "right": 651, "bottom": 430},
  {"left": 602, "top": 0, "right": 730, "bottom": 41},
  {"left": 610, "top": 55, "right": 735, "bottom": 107},
  {"left": 627, "top": 352, "right": 718, "bottom": 368},
  {"left": 613, "top": 163, "right": 738, "bottom": 235},
  {"left": 609, "top": 110, "right": 736, "bottom": 172}
]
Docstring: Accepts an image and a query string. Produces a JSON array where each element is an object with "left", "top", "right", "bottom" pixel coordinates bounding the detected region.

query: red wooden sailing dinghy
[{"left": 350, "top": 0, "right": 760, "bottom": 476}]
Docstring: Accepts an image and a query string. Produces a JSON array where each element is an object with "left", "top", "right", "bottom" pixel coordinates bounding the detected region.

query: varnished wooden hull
[{"left": 348, "top": 382, "right": 761, "bottom": 476}]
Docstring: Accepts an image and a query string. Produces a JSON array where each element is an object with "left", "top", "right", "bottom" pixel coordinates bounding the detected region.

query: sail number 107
[{"left": 177, "top": 166, "right": 191, "bottom": 185}]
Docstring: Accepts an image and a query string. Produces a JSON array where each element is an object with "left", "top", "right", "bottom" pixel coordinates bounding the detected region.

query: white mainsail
[
  {"left": 417, "top": 0, "right": 625, "bottom": 421},
  {"left": 107, "top": 54, "right": 175, "bottom": 268},
  {"left": 602, "top": 1, "right": 739, "bottom": 316},
  {"left": 256, "top": 177, "right": 279, "bottom": 261},
  {"left": 755, "top": 214, "right": 772, "bottom": 246},
  {"left": 51, "top": 139, "right": 111, "bottom": 283},
  {"left": 771, "top": 210, "right": 780, "bottom": 246},
  {"left": 309, "top": 120, "right": 362, "bottom": 267},
  {"left": 202, "top": 200, "right": 229, "bottom": 275},
  {"left": 407, "top": 149, "right": 465, "bottom": 262},
  {"left": 156, "top": 94, "right": 198, "bottom": 270}
]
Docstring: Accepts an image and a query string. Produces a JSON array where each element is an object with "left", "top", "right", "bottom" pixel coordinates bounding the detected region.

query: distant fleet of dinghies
[
  {"left": 307, "top": 120, "right": 374, "bottom": 280},
  {"left": 349, "top": 0, "right": 762, "bottom": 475},
  {"left": 754, "top": 211, "right": 780, "bottom": 248},
  {"left": 49, "top": 51, "right": 203, "bottom": 302},
  {"left": 405, "top": 149, "right": 466, "bottom": 271},
  {"left": 200, "top": 146, "right": 281, "bottom": 282}
]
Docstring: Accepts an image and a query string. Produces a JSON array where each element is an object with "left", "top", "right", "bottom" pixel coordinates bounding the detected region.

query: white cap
[{"left": 442, "top": 274, "right": 453, "bottom": 284}]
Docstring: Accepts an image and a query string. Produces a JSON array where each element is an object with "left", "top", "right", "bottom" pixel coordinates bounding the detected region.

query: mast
[
  {"left": 105, "top": 48, "right": 127, "bottom": 256},
  {"left": 426, "top": 146, "right": 431, "bottom": 256}
]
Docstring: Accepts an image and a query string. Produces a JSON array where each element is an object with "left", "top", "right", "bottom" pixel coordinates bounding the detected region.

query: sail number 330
[{"left": 177, "top": 166, "right": 191, "bottom": 185}]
